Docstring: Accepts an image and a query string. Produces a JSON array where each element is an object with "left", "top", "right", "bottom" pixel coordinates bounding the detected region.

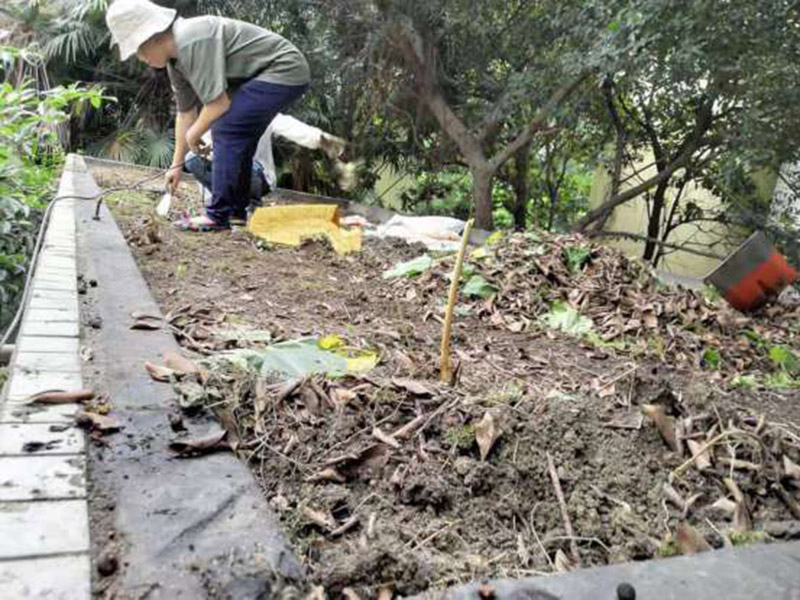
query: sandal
[{"left": 173, "top": 214, "right": 229, "bottom": 232}]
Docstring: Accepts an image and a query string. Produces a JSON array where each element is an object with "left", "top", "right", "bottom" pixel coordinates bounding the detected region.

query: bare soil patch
[{"left": 93, "top": 163, "right": 800, "bottom": 598}]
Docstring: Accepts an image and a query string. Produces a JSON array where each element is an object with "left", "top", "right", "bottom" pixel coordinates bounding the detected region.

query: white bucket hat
[{"left": 106, "top": 0, "right": 177, "bottom": 60}]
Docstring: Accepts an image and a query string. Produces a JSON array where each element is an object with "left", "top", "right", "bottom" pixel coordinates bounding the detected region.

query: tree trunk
[
  {"left": 547, "top": 184, "right": 559, "bottom": 231},
  {"left": 642, "top": 179, "right": 669, "bottom": 262},
  {"left": 511, "top": 144, "right": 531, "bottom": 230},
  {"left": 472, "top": 165, "right": 495, "bottom": 230}
]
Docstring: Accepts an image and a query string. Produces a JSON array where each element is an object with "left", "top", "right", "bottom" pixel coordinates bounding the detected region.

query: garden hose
[{"left": 0, "top": 162, "right": 186, "bottom": 349}]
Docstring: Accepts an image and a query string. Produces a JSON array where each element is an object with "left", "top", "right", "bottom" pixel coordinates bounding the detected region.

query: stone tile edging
[{"left": 0, "top": 154, "right": 92, "bottom": 599}]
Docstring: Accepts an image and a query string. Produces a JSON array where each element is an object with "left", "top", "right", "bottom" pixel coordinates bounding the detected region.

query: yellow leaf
[
  {"left": 346, "top": 350, "right": 379, "bottom": 372},
  {"left": 318, "top": 335, "right": 346, "bottom": 350},
  {"left": 470, "top": 247, "right": 489, "bottom": 260},
  {"left": 486, "top": 231, "right": 505, "bottom": 246}
]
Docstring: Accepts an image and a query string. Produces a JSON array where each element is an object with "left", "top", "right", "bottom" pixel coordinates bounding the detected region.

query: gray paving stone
[
  {"left": 0, "top": 402, "right": 80, "bottom": 424},
  {"left": 19, "top": 321, "right": 79, "bottom": 338},
  {"left": 24, "top": 308, "right": 79, "bottom": 324},
  {"left": 43, "top": 236, "right": 76, "bottom": 248},
  {"left": 15, "top": 353, "right": 81, "bottom": 373},
  {"left": 0, "top": 423, "right": 83, "bottom": 455},
  {"left": 30, "top": 287, "right": 74, "bottom": 300},
  {"left": 0, "top": 554, "right": 90, "bottom": 600},
  {"left": 35, "top": 272, "right": 78, "bottom": 285},
  {"left": 33, "top": 268, "right": 76, "bottom": 280},
  {"left": 27, "top": 296, "right": 79, "bottom": 311},
  {"left": 6, "top": 370, "right": 83, "bottom": 400},
  {"left": 31, "top": 278, "right": 78, "bottom": 293},
  {"left": 37, "top": 254, "right": 75, "bottom": 268},
  {"left": 15, "top": 337, "right": 80, "bottom": 355},
  {"left": 0, "top": 500, "right": 89, "bottom": 558},
  {"left": 0, "top": 456, "right": 85, "bottom": 501},
  {"left": 40, "top": 247, "right": 76, "bottom": 258}
]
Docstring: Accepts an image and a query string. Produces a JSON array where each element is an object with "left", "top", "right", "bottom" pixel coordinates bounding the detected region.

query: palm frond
[
  {"left": 43, "top": 20, "right": 99, "bottom": 63},
  {"left": 138, "top": 125, "right": 173, "bottom": 167},
  {"left": 90, "top": 127, "right": 144, "bottom": 164}
]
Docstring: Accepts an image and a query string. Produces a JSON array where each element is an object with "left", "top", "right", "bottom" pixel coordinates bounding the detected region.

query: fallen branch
[
  {"left": 440, "top": 218, "right": 474, "bottom": 384},
  {"left": 372, "top": 427, "right": 401, "bottom": 449},
  {"left": 391, "top": 414, "right": 427, "bottom": 439},
  {"left": 546, "top": 452, "right": 581, "bottom": 566}
]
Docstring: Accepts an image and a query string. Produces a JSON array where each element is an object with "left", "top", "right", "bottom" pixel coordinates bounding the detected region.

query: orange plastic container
[{"left": 705, "top": 232, "right": 798, "bottom": 312}]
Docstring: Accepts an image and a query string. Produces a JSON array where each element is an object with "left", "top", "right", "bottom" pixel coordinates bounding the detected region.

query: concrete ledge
[
  {"left": 418, "top": 541, "right": 800, "bottom": 600},
  {"left": 81, "top": 157, "right": 304, "bottom": 596}
]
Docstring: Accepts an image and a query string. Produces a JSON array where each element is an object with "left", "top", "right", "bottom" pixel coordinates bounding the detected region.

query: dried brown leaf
[
  {"left": 686, "top": 439, "right": 712, "bottom": 471},
  {"left": 77, "top": 411, "right": 121, "bottom": 434},
  {"left": 554, "top": 549, "right": 574, "bottom": 573},
  {"left": 169, "top": 430, "right": 230, "bottom": 456},
  {"left": 144, "top": 361, "right": 175, "bottom": 382},
  {"left": 734, "top": 501, "right": 753, "bottom": 533},
  {"left": 130, "top": 316, "right": 163, "bottom": 331},
  {"left": 373, "top": 427, "right": 400, "bottom": 449},
  {"left": 302, "top": 507, "right": 336, "bottom": 531},
  {"left": 475, "top": 412, "right": 502, "bottom": 461},
  {"left": 306, "top": 468, "right": 347, "bottom": 484},
  {"left": 27, "top": 389, "right": 95, "bottom": 405},
  {"left": 162, "top": 351, "right": 198, "bottom": 373},
  {"left": 300, "top": 385, "right": 321, "bottom": 415},
  {"left": 784, "top": 455, "right": 800, "bottom": 480},
  {"left": 330, "top": 387, "right": 358, "bottom": 407},
  {"left": 641, "top": 404, "right": 678, "bottom": 451},
  {"left": 377, "top": 588, "right": 393, "bottom": 600},
  {"left": 598, "top": 383, "right": 616, "bottom": 398},
  {"left": 663, "top": 483, "right": 687, "bottom": 511},
  {"left": 130, "top": 311, "right": 162, "bottom": 321},
  {"left": 676, "top": 523, "right": 711, "bottom": 555},
  {"left": 391, "top": 378, "right": 433, "bottom": 396},
  {"left": 711, "top": 497, "right": 737, "bottom": 515},
  {"left": 342, "top": 589, "right": 361, "bottom": 600}
]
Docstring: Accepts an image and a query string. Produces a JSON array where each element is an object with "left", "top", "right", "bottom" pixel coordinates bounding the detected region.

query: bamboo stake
[{"left": 440, "top": 218, "right": 474, "bottom": 384}]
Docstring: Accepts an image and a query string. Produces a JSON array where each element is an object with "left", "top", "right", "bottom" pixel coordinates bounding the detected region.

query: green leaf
[
  {"left": 564, "top": 247, "right": 592, "bottom": 274},
  {"left": 382, "top": 254, "right": 432, "bottom": 279},
  {"left": 541, "top": 301, "right": 595, "bottom": 337},
  {"left": 463, "top": 275, "right": 499, "bottom": 299},
  {"left": 702, "top": 348, "right": 721, "bottom": 370},
  {"left": 732, "top": 374, "right": 758, "bottom": 389},
  {"left": 216, "top": 338, "right": 350, "bottom": 378},
  {"left": 764, "top": 371, "right": 800, "bottom": 390},
  {"left": 769, "top": 346, "right": 798, "bottom": 373}
]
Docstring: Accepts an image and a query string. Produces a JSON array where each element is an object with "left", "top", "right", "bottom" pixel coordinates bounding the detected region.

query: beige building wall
[{"left": 589, "top": 156, "right": 777, "bottom": 279}]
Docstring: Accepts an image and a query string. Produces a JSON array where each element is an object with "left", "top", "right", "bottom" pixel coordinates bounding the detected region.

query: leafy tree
[
  {"left": 316, "top": 0, "right": 627, "bottom": 229},
  {"left": 576, "top": 1, "right": 800, "bottom": 266}
]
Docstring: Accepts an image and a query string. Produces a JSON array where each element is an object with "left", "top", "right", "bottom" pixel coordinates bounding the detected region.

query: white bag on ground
[{"left": 369, "top": 215, "right": 466, "bottom": 251}]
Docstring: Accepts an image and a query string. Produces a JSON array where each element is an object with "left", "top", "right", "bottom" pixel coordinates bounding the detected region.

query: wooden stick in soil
[
  {"left": 546, "top": 452, "right": 581, "bottom": 567},
  {"left": 440, "top": 218, "right": 474, "bottom": 385}
]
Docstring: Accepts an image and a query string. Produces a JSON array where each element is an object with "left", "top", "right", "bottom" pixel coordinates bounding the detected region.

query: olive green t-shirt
[{"left": 166, "top": 16, "right": 310, "bottom": 111}]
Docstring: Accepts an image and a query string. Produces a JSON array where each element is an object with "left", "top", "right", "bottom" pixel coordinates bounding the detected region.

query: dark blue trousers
[
  {"left": 207, "top": 80, "right": 307, "bottom": 223},
  {"left": 184, "top": 153, "right": 267, "bottom": 205}
]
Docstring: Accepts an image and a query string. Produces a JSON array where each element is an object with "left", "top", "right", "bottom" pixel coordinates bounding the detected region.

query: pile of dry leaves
[{"left": 385, "top": 231, "right": 800, "bottom": 381}]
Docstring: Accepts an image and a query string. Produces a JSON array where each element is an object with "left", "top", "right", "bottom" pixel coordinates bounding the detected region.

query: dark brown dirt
[{"left": 92, "top": 163, "right": 800, "bottom": 598}]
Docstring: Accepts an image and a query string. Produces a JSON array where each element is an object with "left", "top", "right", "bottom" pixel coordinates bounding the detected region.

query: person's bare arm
[
  {"left": 186, "top": 93, "right": 231, "bottom": 155},
  {"left": 165, "top": 106, "right": 199, "bottom": 192}
]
